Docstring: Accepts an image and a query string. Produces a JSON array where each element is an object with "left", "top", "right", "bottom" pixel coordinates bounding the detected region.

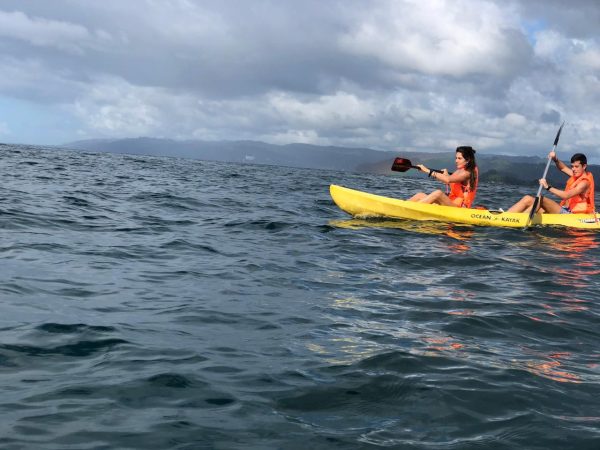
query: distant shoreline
[{"left": 4, "top": 139, "right": 598, "bottom": 189}]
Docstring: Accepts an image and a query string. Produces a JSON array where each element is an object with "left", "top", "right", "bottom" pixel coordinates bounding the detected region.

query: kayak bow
[{"left": 330, "top": 185, "right": 600, "bottom": 229}]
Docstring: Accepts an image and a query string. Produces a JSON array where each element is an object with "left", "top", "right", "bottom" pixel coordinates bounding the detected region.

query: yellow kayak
[{"left": 330, "top": 184, "right": 600, "bottom": 229}]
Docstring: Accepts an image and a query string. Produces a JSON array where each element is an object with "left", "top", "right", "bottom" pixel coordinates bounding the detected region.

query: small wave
[
  {"left": 1, "top": 338, "right": 128, "bottom": 357},
  {"left": 159, "top": 239, "right": 219, "bottom": 253},
  {"left": 224, "top": 219, "right": 293, "bottom": 231},
  {"left": 36, "top": 323, "right": 117, "bottom": 334},
  {"left": 147, "top": 373, "right": 193, "bottom": 388}
]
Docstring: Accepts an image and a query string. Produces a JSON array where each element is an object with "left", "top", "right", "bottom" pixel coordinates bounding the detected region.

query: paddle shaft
[
  {"left": 525, "top": 122, "right": 565, "bottom": 227},
  {"left": 411, "top": 165, "right": 444, "bottom": 174},
  {"left": 534, "top": 153, "right": 554, "bottom": 198}
]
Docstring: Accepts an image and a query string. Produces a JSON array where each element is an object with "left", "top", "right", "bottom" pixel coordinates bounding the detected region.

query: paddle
[
  {"left": 391, "top": 157, "right": 444, "bottom": 174},
  {"left": 525, "top": 121, "right": 565, "bottom": 228}
]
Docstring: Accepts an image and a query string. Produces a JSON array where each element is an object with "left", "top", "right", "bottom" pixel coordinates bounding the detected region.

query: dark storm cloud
[
  {"left": 0, "top": 1, "right": 365, "bottom": 98},
  {"left": 0, "top": 1, "right": 531, "bottom": 97}
]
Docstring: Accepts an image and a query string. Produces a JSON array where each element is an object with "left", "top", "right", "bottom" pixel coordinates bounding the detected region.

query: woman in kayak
[
  {"left": 507, "top": 152, "right": 594, "bottom": 214},
  {"left": 408, "top": 146, "right": 479, "bottom": 208}
]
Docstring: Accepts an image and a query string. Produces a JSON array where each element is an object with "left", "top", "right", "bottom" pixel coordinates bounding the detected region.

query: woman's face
[{"left": 455, "top": 151, "right": 467, "bottom": 168}]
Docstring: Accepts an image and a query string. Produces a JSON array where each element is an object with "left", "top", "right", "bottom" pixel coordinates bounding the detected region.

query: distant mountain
[
  {"left": 64, "top": 137, "right": 396, "bottom": 172},
  {"left": 64, "top": 137, "right": 599, "bottom": 189}
]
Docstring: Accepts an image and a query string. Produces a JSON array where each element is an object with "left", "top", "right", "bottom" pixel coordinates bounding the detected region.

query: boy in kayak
[
  {"left": 507, "top": 152, "right": 594, "bottom": 214},
  {"left": 408, "top": 146, "right": 479, "bottom": 208}
]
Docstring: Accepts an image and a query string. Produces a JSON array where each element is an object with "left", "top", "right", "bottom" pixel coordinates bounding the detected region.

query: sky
[{"left": 0, "top": 0, "right": 599, "bottom": 160}]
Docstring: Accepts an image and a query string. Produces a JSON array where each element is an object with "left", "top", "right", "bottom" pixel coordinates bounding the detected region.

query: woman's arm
[{"left": 430, "top": 169, "right": 469, "bottom": 184}]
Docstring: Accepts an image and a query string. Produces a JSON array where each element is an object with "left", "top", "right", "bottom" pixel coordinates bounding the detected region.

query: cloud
[
  {"left": 339, "top": 0, "right": 531, "bottom": 78},
  {"left": 515, "top": 0, "right": 600, "bottom": 40},
  {"left": 69, "top": 76, "right": 278, "bottom": 140},
  {"left": 268, "top": 91, "right": 376, "bottom": 129},
  {"left": 0, "top": 10, "right": 111, "bottom": 54},
  {"left": 0, "top": 56, "right": 85, "bottom": 103},
  {"left": 262, "top": 129, "right": 322, "bottom": 145},
  {"left": 0, "top": 0, "right": 599, "bottom": 160},
  {"left": 73, "top": 78, "right": 161, "bottom": 136}
]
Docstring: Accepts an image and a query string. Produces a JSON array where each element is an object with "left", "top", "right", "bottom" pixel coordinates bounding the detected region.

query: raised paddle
[
  {"left": 525, "top": 121, "right": 565, "bottom": 229},
  {"left": 391, "top": 157, "right": 444, "bottom": 174}
]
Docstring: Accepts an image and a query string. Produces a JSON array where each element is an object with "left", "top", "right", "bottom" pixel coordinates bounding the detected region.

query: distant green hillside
[{"left": 65, "top": 138, "right": 599, "bottom": 190}]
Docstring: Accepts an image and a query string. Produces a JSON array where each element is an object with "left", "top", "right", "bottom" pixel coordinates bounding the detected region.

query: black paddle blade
[
  {"left": 527, "top": 195, "right": 541, "bottom": 225},
  {"left": 391, "top": 157, "right": 416, "bottom": 172},
  {"left": 554, "top": 121, "right": 565, "bottom": 146}
]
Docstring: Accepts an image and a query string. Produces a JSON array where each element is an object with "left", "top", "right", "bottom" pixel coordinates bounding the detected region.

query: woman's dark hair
[
  {"left": 456, "top": 146, "right": 477, "bottom": 189},
  {"left": 571, "top": 153, "right": 587, "bottom": 165}
]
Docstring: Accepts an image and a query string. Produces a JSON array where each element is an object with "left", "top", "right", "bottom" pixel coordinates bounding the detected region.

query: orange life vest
[
  {"left": 448, "top": 167, "right": 478, "bottom": 208},
  {"left": 560, "top": 172, "right": 595, "bottom": 214}
]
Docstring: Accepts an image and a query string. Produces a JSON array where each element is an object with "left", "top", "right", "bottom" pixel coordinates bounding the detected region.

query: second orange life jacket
[{"left": 560, "top": 171, "right": 595, "bottom": 214}]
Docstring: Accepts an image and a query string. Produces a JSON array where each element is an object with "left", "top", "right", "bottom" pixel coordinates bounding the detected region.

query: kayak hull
[{"left": 330, "top": 184, "right": 600, "bottom": 229}]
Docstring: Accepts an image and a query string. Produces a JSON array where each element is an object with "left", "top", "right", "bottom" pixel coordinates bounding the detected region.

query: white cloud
[
  {"left": 504, "top": 112, "right": 527, "bottom": 127},
  {"left": 72, "top": 77, "right": 176, "bottom": 137},
  {"left": 0, "top": 10, "right": 110, "bottom": 54},
  {"left": 533, "top": 30, "right": 566, "bottom": 60},
  {"left": 0, "top": 56, "right": 85, "bottom": 102},
  {"left": 573, "top": 49, "right": 600, "bottom": 71},
  {"left": 268, "top": 91, "right": 376, "bottom": 129},
  {"left": 70, "top": 76, "right": 273, "bottom": 140},
  {"left": 340, "top": 0, "right": 529, "bottom": 77},
  {"left": 141, "top": 1, "right": 230, "bottom": 44},
  {"left": 262, "top": 129, "right": 323, "bottom": 145}
]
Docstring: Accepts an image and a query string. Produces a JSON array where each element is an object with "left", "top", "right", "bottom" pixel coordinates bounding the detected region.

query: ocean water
[{"left": 0, "top": 143, "right": 599, "bottom": 449}]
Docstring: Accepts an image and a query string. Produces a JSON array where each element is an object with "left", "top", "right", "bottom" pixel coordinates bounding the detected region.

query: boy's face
[{"left": 571, "top": 161, "right": 586, "bottom": 177}]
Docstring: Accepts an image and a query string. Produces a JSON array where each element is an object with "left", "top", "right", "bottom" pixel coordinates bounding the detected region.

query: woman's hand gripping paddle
[{"left": 524, "top": 121, "right": 565, "bottom": 229}]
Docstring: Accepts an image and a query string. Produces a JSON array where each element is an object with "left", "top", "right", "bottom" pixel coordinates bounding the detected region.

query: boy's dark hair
[{"left": 571, "top": 153, "right": 587, "bottom": 165}]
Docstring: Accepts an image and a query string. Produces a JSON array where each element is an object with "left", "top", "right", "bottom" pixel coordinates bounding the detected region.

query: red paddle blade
[{"left": 391, "top": 157, "right": 414, "bottom": 172}]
